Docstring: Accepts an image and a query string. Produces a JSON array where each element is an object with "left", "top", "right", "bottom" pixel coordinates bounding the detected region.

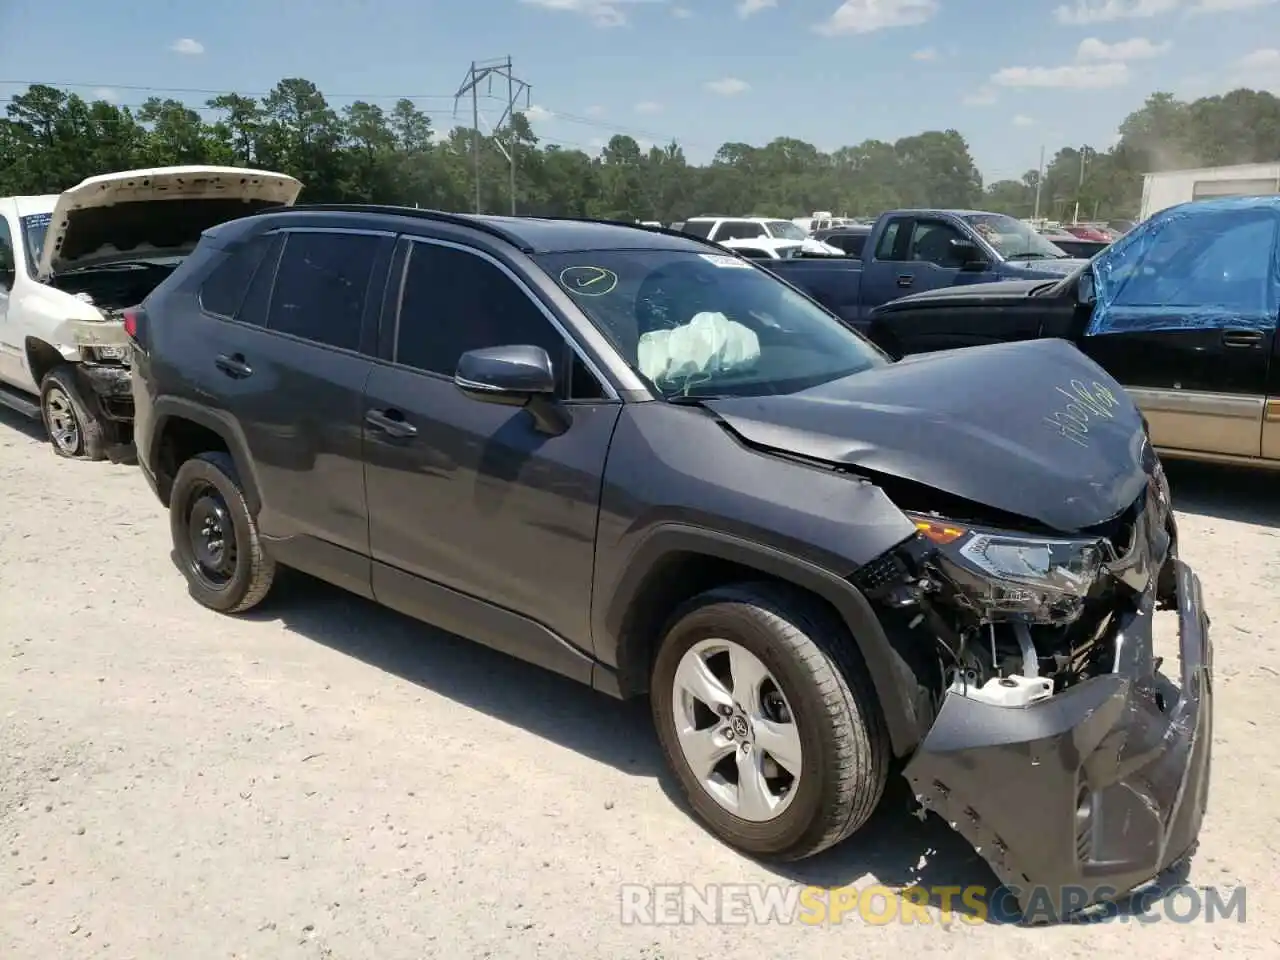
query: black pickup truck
[
  {"left": 865, "top": 196, "right": 1280, "bottom": 471},
  {"left": 753, "top": 208, "right": 1087, "bottom": 332}
]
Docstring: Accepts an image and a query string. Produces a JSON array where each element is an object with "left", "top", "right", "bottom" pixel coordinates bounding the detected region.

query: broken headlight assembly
[{"left": 905, "top": 513, "right": 1108, "bottom": 626}]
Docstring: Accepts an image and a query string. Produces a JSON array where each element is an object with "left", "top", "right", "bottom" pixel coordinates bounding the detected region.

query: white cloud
[
  {"left": 519, "top": 0, "right": 660, "bottom": 27},
  {"left": 169, "top": 38, "right": 204, "bottom": 55},
  {"left": 1189, "top": 0, "right": 1277, "bottom": 11},
  {"left": 737, "top": 0, "right": 776, "bottom": 16},
  {"left": 815, "top": 0, "right": 938, "bottom": 35},
  {"left": 634, "top": 100, "right": 662, "bottom": 113},
  {"left": 1013, "top": 114, "right": 1036, "bottom": 126},
  {"left": 912, "top": 47, "right": 938, "bottom": 60},
  {"left": 705, "top": 76, "right": 750, "bottom": 95},
  {"left": 1229, "top": 47, "right": 1280, "bottom": 86},
  {"left": 962, "top": 86, "right": 998, "bottom": 105},
  {"left": 91, "top": 87, "right": 119, "bottom": 103},
  {"left": 993, "top": 62, "right": 1130, "bottom": 87},
  {"left": 1076, "top": 36, "right": 1171, "bottom": 59},
  {"left": 524, "top": 104, "right": 555, "bottom": 124},
  {"left": 1053, "top": 0, "right": 1178, "bottom": 24},
  {"left": 671, "top": 4, "right": 693, "bottom": 15}
]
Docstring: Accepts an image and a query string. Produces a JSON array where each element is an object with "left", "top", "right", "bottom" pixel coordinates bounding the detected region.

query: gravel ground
[{"left": 2, "top": 404, "right": 1279, "bottom": 959}]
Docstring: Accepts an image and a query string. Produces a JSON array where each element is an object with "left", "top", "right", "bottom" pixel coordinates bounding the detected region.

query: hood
[
  {"left": 721, "top": 238, "right": 803, "bottom": 257},
  {"left": 38, "top": 165, "right": 303, "bottom": 279},
  {"left": 702, "top": 338, "right": 1149, "bottom": 532},
  {"left": 1001, "top": 257, "right": 1089, "bottom": 277},
  {"left": 800, "top": 237, "right": 844, "bottom": 256}
]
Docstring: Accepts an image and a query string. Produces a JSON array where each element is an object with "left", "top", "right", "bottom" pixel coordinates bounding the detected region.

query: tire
[
  {"left": 651, "top": 582, "right": 889, "bottom": 861},
  {"left": 40, "top": 366, "right": 107, "bottom": 461},
  {"left": 169, "top": 451, "right": 276, "bottom": 613}
]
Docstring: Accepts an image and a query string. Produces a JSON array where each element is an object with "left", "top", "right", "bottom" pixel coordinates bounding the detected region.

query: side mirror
[
  {"left": 1077, "top": 270, "right": 1096, "bottom": 305},
  {"left": 454, "top": 344, "right": 568, "bottom": 435},
  {"left": 455, "top": 344, "right": 556, "bottom": 404},
  {"left": 950, "top": 239, "right": 989, "bottom": 272}
]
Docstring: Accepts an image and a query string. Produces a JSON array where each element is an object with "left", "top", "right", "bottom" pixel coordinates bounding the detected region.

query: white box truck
[{"left": 1140, "top": 161, "right": 1280, "bottom": 221}]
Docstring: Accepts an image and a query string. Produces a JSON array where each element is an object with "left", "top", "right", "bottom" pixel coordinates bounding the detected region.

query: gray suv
[{"left": 127, "top": 205, "right": 1213, "bottom": 920}]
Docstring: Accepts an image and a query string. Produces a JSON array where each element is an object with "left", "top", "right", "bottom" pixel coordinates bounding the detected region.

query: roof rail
[
  {"left": 265, "top": 203, "right": 533, "bottom": 250},
  {"left": 522, "top": 214, "right": 731, "bottom": 253}
]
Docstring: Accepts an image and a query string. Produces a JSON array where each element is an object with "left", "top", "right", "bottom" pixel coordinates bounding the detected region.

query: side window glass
[
  {"left": 874, "top": 220, "right": 904, "bottom": 260},
  {"left": 395, "top": 242, "right": 580, "bottom": 390},
  {"left": 0, "top": 218, "right": 14, "bottom": 291},
  {"left": 909, "top": 220, "right": 968, "bottom": 268},
  {"left": 198, "top": 235, "right": 272, "bottom": 319},
  {"left": 236, "top": 234, "right": 284, "bottom": 326},
  {"left": 266, "top": 231, "right": 381, "bottom": 351},
  {"left": 718, "top": 221, "right": 766, "bottom": 241}
]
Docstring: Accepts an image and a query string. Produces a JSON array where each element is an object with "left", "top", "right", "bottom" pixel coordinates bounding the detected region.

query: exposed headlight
[{"left": 905, "top": 512, "right": 1107, "bottom": 624}]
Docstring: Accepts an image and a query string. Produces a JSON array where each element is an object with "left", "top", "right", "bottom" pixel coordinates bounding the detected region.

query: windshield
[
  {"left": 962, "top": 213, "right": 1069, "bottom": 260},
  {"left": 534, "top": 250, "right": 887, "bottom": 399},
  {"left": 20, "top": 214, "right": 51, "bottom": 272},
  {"left": 766, "top": 220, "right": 809, "bottom": 241}
]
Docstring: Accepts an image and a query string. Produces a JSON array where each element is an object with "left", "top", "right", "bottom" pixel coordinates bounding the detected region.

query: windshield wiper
[{"left": 1006, "top": 252, "right": 1064, "bottom": 261}]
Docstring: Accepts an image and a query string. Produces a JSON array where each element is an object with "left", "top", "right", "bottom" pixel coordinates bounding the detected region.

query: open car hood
[
  {"left": 702, "top": 338, "right": 1150, "bottom": 532},
  {"left": 37, "top": 165, "right": 303, "bottom": 279}
]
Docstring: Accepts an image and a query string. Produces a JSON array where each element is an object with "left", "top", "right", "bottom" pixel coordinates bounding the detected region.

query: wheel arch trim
[{"left": 602, "top": 523, "right": 921, "bottom": 756}]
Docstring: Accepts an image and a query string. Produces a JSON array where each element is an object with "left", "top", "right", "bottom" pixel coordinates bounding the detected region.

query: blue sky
[{"left": 2, "top": 0, "right": 1279, "bottom": 184}]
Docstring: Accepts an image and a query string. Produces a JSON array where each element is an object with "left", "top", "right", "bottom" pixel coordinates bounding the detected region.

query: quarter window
[
  {"left": 199, "top": 235, "right": 273, "bottom": 318},
  {"left": 265, "top": 231, "right": 381, "bottom": 351}
]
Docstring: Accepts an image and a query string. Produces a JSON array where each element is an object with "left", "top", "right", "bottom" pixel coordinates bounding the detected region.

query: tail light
[{"left": 122, "top": 306, "right": 149, "bottom": 352}]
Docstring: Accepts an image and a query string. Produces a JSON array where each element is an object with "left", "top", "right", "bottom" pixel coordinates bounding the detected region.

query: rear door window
[
  {"left": 265, "top": 231, "right": 382, "bottom": 351},
  {"left": 0, "top": 217, "right": 14, "bottom": 291},
  {"left": 680, "top": 221, "right": 714, "bottom": 238}
]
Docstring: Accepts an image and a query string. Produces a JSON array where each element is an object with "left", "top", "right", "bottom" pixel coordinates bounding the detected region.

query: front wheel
[
  {"left": 169, "top": 451, "right": 276, "bottom": 613},
  {"left": 40, "top": 366, "right": 107, "bottom": 461},
  {"left": 650, "top": 582, "right": 889, "bottom": 861}
]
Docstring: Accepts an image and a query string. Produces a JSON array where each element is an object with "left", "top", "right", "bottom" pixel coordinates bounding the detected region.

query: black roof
[
  {"left": 265, "top": 204, "right": 714, "bottom": 254},
  {"left": 475, "top": 215, "right": 711, "bottom": 253}
]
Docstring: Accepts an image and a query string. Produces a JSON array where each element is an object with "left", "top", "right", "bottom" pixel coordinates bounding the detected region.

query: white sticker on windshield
[{"left": 698, "top": 253, "right": 751, "bottom": 268}]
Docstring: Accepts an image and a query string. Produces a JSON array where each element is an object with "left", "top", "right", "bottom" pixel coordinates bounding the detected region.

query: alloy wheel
[
  {"left": 671, "top": 638, "right": 803, "bottom": 822},
  {"left": 43, "top": 386, "right": 81, "bottom": 455}
]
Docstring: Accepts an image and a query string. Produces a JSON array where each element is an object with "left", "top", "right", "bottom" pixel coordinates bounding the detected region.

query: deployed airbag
[{"left": 638, "top": 311, "right": 760, "bottom": 385}]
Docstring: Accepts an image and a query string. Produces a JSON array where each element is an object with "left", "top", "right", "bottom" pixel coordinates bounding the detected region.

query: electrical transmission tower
[{"left": 453, "top": 56, "right": 531, "bottom": 215}]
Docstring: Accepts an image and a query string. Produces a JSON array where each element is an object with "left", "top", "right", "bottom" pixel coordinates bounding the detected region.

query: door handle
[
  {"left": 215, "top": 353, "right": 252, "bottom": 378},
  {"left": 896, "top": 274, "right": 914, "bottom": 288},
  {"left": 365, "top": 408, "right": 417, "bottom": 438},
  {"left": 1221, "top": 329, "right": 1264, "bottom": 348}
]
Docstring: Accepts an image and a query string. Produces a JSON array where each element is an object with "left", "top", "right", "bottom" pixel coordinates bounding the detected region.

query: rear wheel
[
  {"left": 40, "top": 366, "right": 107, "bottom": 461},
  {"left": 650, "top": 582, "right": 889, "bottom": 860},
  {"left": 170, "top": 451, "right": 275, "bottom": 613}
]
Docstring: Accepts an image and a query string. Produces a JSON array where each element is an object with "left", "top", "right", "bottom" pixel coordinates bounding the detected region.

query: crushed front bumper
[
  {"left": 79, "top": 362, "right": 134, "bottom": 423},
  {"left": 903, "top": 559, "right": 1212, "bottom": 921}
]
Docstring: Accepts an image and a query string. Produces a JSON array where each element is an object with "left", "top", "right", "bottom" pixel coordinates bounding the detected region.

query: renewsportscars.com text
[{"left": 619, "top": 882, "right": 1246, "bottom": 926}]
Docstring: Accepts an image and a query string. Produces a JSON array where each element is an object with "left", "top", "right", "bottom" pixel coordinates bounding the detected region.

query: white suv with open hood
[{"left": 0, "top": 165, "right": 302, "bottom": 459}]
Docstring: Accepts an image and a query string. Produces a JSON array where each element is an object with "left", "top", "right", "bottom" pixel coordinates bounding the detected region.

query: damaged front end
[
  {"left": 59, "top": 315, "right": 135, "bottom": 427},
  {"left": 858, "top": 456, "right": 1213, "bottom": 921}
]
